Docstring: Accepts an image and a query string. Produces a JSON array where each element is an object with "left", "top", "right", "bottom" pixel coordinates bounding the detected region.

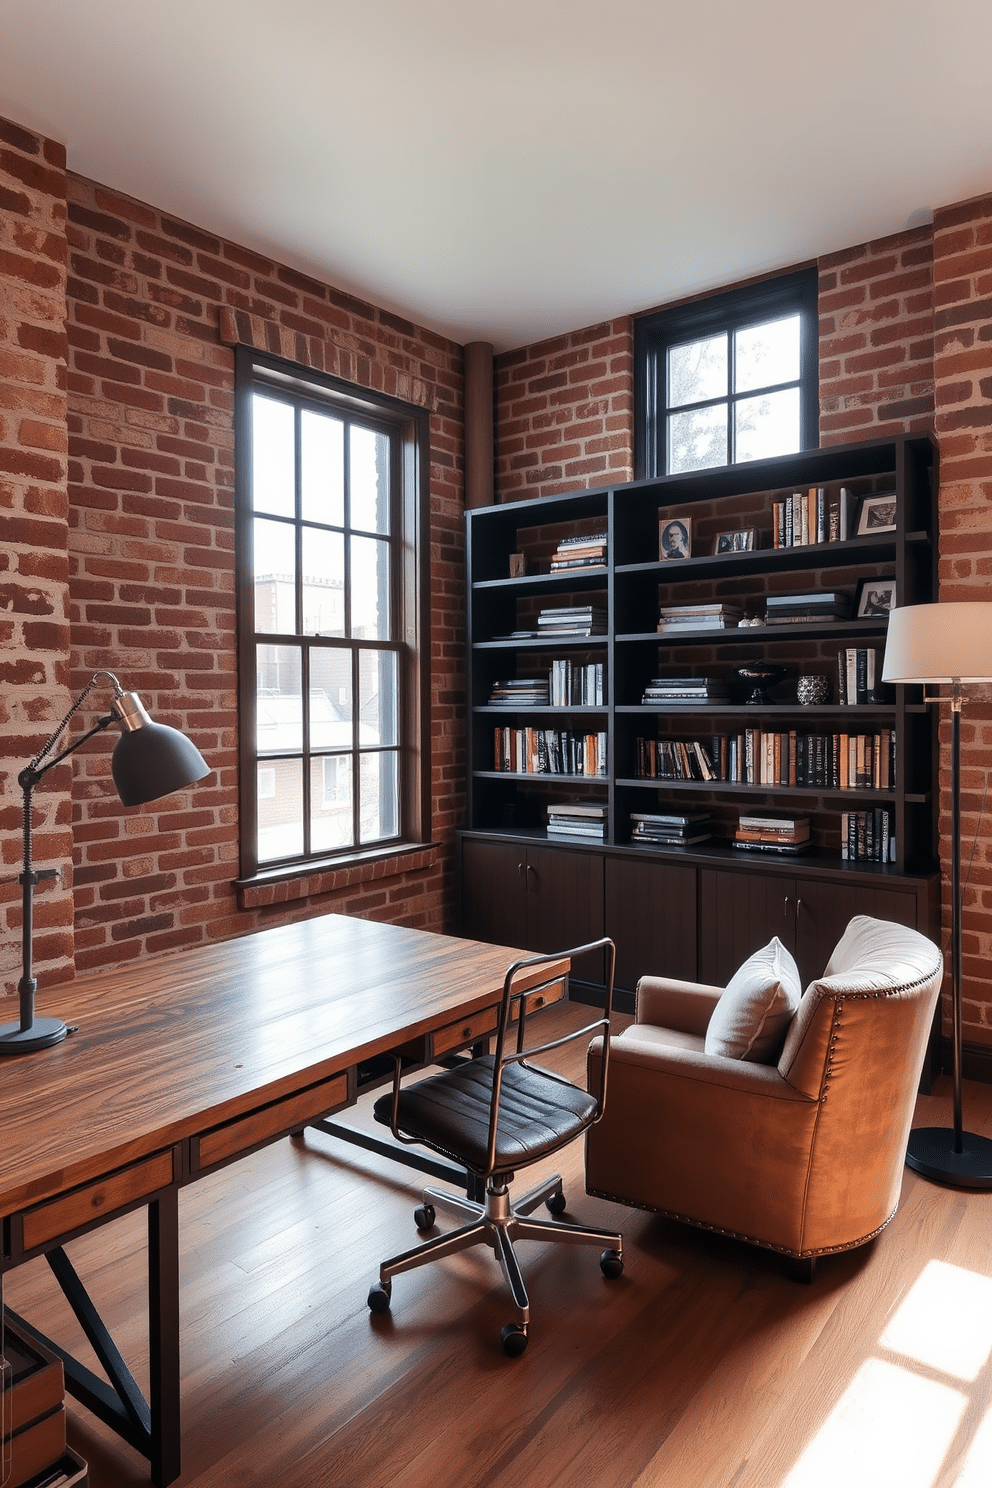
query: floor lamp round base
[
  {"left": 0, "top": 1016, "right": 68, "bottom": 1055},
  {"left": 906, "top": 1126, "right": 992, "bottom": 1189}
]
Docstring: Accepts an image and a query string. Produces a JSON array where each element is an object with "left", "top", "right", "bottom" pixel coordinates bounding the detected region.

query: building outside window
[
  {"left": 235, "top": 349, "right": 428, "bottom": 881},
  {"left": 634, "top": 268, "right": 819, "bottom": 479}
]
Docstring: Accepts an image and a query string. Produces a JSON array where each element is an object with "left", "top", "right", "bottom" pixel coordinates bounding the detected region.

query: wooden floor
[{"left": 6, "top": 1002, "right": 992, "bottom": 1488}]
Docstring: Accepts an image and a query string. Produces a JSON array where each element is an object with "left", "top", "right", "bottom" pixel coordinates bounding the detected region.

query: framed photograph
[
  {"left": 716, "top": 528, "right": 756, "bottom": 554},
  {"left": 856, "top": 493, "right": 897, "bottom": 535},
  {"left": 659, "top": 515, "right": 692, "bottom": 560},
  {"left": 855, "top": 577, "right": 896, "bottom": 618}
]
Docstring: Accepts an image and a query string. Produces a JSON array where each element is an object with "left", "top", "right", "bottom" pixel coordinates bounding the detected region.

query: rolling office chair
[{"left": 367, "top": 938, "right": 623, "bottom": 1355}]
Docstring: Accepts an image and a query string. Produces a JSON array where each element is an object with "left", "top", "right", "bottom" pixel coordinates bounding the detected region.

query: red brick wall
[
  {"left": 0, "top": 119, "right": 73, "bottom": 996},
  {"left": 932, "top": 194, "right": 992, "bottom": 1045},
  {"left": 494, "top": 319, "right": 634, "bottom": 500}
]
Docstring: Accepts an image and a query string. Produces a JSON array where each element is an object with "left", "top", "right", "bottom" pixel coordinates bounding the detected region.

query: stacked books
[
  {"left": 641, "top": 676, "right": 731, "bottom": 706},
  {"left": 635, "top": 737, "right": 716, "bottom": 781},
  {"left": 495, "top": 726, "right": 606, "bottom": 776},
  {"left": 734, "top": 813, "right": 811, "bottom": 854},
  {"left": 657, "top": 602, "right": 743, "bottom": 633},
  {"left": 537, "top": 604, "right": 607, "bottom": 637},
  {"left": 841, "top": 808, "right": 894, "bottom": 862},
  {"left": 630, "top": 810, "right": 711, "bottom": 847},
  {"left": 487, "top": 678, "right": 550, "bottom": 706},
  {"left": 764, "top": 592, "right": 852, "bottom": 625},
  {"left": 772, "top": 487, "right": 858, "bottom": 547},
  {"left": 837, "top": 646, "right": 887, "bottom": 705},
  {"left": 550, "top": 658, "right": 605, "bottom": 706},
  {"left": 549, "top": 533, "right": 607, "bottom": 572},
  {"left": 546, "top": 802, "right": 607, "bottom": 841}
]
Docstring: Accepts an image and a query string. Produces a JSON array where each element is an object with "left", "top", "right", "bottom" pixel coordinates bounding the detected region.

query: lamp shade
[
  {"left": 110, "top": 693, "right": 210, "bottom": 805},
  {"left": 882, "top": 603, "right": 992, "bottom": 685}
]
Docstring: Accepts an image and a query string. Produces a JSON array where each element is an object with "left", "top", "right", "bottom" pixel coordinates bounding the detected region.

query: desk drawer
[
  {"left": 193, "top": 1070, "right": 352, "bottom": 1171},
  {"left": 428, "top": 976, "right": 566, "bottom": 1059},
  {"left": 21, "top": 1149, "right": 177, "bottom": 1252}
]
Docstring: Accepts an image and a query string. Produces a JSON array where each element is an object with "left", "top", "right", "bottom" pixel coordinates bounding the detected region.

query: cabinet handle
[
  {"left": 526, "top": 863, "right": 537, "bottom": 885},
  {"left": 796, "top": 898, "right": 803, "bottom": 919},
  {"left": 783, "top": 895, "right": 790, "bottom": 918},
  {"left": 517, "top": 862, "right": 524, "bottom": 879}
]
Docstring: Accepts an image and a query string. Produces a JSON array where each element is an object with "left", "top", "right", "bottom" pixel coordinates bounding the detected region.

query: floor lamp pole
[{"left": 905, "top": 683, "right": 992, "bottom": 1187}]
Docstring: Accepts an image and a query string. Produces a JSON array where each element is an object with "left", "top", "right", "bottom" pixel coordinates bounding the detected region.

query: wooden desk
[{"left": 0, "top": 914, "right": 562, "bottom": 1486}]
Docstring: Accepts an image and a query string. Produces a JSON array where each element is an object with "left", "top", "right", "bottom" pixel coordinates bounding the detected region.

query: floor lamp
[
  {"left": 0, "top": 670, "right": 210, "bottom": 1056},
  {"left": 882, "top": 602, "right": 992, "bottom": 1187}
]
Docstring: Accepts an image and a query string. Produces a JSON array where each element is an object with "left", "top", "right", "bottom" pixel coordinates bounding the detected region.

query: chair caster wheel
[
  {"left": 545, "top": 1188, "right": 567, "bottom": 1215},
  {"left": 414, "top": 1203, "right": 436, "bottom": 1231},
  {"left": 500, "top": 1323, "right": 528, "bottom": 1357},
  {"left": 600, "top": 1249, "right": 623, "bottom": 1279},
  {"left": 367, "top": 1280, "right": 392, "bottom": 1314}
]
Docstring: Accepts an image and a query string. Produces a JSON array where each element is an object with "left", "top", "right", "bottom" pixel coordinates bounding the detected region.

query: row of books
[
  {"left": 635, "top": 730, "right": 896, "bottom": 789},
  {"left": 732, "top": 812, "right": 810, "bottom": 854},
  {"left": 641, "top": 676, "right": 731, "bottom": 706},
  {"left": 550, "top": 659, "right": 605, "bottom": 706},
  {"left": 841, "top": 808, "right": 895, "bottom": 862},
  {"left": 630, "top": 810, "right": 712, "bottom": 846},
  {"left": 549, "top": 532, "right": 607, "bottom": 572},
  {"left": 546, "top": 802, "right": 606, "bottom": 841},
  {"left": 837, "top": 647, "right": 886, "bottom": 704},
  {"left": 765, "top": 591, "right": 852, "bottom": 624},
  {"left": 657, "top": 602, "right": 743, "bottom": 633},
  {"left": 494, "top": 726, "right": 607, "bottom": 776},
  {"left": 771, "top": 487, "right": 859, "bottom": 548}
]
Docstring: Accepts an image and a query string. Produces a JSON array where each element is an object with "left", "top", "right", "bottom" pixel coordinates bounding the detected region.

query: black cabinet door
[
  {"left": 460, "top": 837, "right": 528, "bottom": 948},
  {"left": 524, "top": 844, "right": 605, "bottom": 986},
  {"left": 794, "top": 878, "right": 919, "bottom": 983},
  {"left": 605, "top": 856, "right": 697, "bottom": 992},
  {"left": 698, "top": 868, "right": 798, "bottom": 986}
]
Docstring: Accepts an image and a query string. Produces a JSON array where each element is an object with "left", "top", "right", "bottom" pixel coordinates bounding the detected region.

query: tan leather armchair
[{"left": 586, "top": 916, "right": 942, "bottom": 1276}]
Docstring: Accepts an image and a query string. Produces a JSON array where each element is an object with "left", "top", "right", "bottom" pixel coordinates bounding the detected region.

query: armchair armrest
[{"left": 635, "top": 975, "right": 724, "bottom": 1036}]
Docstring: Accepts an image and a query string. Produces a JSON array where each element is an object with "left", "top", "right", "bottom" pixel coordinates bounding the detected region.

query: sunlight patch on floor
[{"left": 881, "top": 1261, "right": 992, "bottom": 1382}]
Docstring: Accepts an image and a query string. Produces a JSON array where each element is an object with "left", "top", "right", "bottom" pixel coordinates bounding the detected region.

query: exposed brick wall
[
  {"left": 0, "top": 119, "right": 73, "bottom": 997},
  {"left": 494, "top": 320, "right": 634, "bottom": 501},
  {"left": 932, "top": 193, "right": 992, "bottom": 1044},
  {"left": 819, "top": 226, "right": 935, "bottom": 445}
]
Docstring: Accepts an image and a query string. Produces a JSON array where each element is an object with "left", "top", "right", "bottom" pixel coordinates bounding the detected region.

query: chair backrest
[
  {"left": 482, "top": 937, "right": 617, "bottom": 1177},
  {"left": 776, "top": 914, "right": 943, "bottom": 1252}
]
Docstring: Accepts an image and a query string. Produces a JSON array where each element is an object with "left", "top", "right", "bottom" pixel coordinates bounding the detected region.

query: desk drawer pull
[{"left": 432, "top": 1006, "right": 498, "bottom": 1057}]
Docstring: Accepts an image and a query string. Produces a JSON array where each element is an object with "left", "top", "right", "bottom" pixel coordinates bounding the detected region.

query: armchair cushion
[{"left": 703, "top": 935, "right": 801, "bottom": 1063}]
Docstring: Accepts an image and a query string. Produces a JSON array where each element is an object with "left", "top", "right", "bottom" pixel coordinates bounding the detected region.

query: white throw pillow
[{"left": 704, "top": 936, "right": 802, "bottom": 1063}]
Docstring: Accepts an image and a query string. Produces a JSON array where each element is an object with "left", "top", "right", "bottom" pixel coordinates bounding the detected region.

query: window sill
[{"left": 234, "top": 841, "right": 441, "bottom": 911}]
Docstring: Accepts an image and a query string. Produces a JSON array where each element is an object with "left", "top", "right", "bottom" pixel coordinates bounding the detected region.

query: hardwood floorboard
[{"left": 6, "top": 1002, "right": 992, "bottom": 1488}]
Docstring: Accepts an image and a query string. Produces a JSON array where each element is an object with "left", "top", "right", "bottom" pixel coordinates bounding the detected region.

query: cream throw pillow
[{"left": 704, "top": 936, "right": 801, "bottom": 1063}]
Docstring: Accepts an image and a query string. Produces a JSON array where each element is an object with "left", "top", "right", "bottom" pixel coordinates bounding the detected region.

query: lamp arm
[{"left": 18, "top": 713, "right": 116, "bottom": 793}]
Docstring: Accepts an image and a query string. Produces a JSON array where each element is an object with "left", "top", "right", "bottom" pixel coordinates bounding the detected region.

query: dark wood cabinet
[{"left": 460, "top": 433, "right": 940, "bottom": 993}]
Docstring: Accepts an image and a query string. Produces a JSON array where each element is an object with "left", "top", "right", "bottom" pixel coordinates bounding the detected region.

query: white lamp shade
[{"left": 882, "top": 603, "right": 992, "bottom": 684}]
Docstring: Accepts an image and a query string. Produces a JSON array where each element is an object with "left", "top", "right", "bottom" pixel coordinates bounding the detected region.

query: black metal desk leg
[{"left": 148, "top": 1189, "right": 181, "bottom": 1488}]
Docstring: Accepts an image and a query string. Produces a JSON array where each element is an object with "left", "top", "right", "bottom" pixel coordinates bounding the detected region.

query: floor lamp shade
[{"left": 882, "top": 602, "right": 992, "bottom": 1187}]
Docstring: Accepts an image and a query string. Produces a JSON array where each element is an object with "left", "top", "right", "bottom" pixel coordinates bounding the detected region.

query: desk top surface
[{"left": 0, "top": 914, "right": 541, "bottom": 1218}]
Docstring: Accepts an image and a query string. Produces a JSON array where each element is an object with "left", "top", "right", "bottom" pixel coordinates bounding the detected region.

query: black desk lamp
[
  {"left": 1, "top": 670, "right": 210, "bottom": 1056},
  {"left": 882, "top": 602, "right": 992, "bottom": 1187}
]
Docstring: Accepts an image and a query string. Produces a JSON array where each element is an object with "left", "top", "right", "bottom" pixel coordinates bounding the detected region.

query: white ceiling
[{"left": 2, "top": 1, "right": 991, "bottom": 353}]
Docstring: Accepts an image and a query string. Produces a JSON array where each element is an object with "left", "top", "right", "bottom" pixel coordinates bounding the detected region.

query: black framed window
[
  {"left": 235, "top": 348, "right": 429, "bottom": 880},
  {"left": 635, "top": 268, "right": 819, "bottom": 479}
]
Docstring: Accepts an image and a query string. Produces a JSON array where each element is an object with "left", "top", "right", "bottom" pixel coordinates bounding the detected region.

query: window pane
[
  {"left": 256, "top": 644, "right": 302, "bottom": 752},
  {"left": 351, "top": 534, "right": 391, "bottom": 639},
  {"left": 254, "top": 518, "right": 296, "bottom": 633},
  {"left": 251, "top": 394, "right": 295, "bottom": 516},
  {"left": 301, "top": 409, "right": 344, "bottom": 526},
  {"left": 310, "top": 648, "right": 352, "bottom": 749},
  {"left": 359, "top": 649, "right": 398, "bottom": 747},
  {"left": 668, "top": 335, "right": 727, "bottom": 409},
  {"left": 359, "top": 750, "right": 399, "bottom": 843},
  {"left": 350, "top": 425, "right": 390, "bottom": 534},
  {"left": 668, "top": 404, "right": 727, "bottom": 474},
  {"left": 735, "top": 315, "right": 800, "bottom": 393},
  {"left": 302, "top": 527, "right": 345, "bottom": 636},
  {"left": 257, "top": 757, "right": 303, "bottom": 862},
  {"left": 310, "top": 755, "right": 353, "bottom": 852},
  {"left": 735, "top": 387, "right": 801, "bottom": 463}
]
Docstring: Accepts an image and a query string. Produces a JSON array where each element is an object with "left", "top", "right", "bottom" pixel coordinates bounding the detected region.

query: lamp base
[
  {"left": 906, "top": 1126, "right": 992, "bottom": 1189},
  {"left": 0, "top": 1016, "right": 68, "bottom": 1055}
]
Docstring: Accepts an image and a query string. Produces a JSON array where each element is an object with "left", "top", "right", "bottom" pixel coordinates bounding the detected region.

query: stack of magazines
[
  {"left": 764, "top": 593, "right": 852, "bottom": 625},
  {"left": 547, "top": 802, "right": 606, "bottom": 841},
  {"left": 549, "top": 533, "right": 607, "bottom": 572},
  {"left": 733, "top": 813, "right": 811, "bottom": 854},
  {"left": 657, "top": 602, "right": 743, "bottom": 633},
  {"left": 641, "top": 676, "right": 730, "bottom": 706},
  {"left": 630, "top": 811, "right": 711, "bottom": 846},
  {"left": 537, "top": 604, "right": 607, "bottom": 637}
]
